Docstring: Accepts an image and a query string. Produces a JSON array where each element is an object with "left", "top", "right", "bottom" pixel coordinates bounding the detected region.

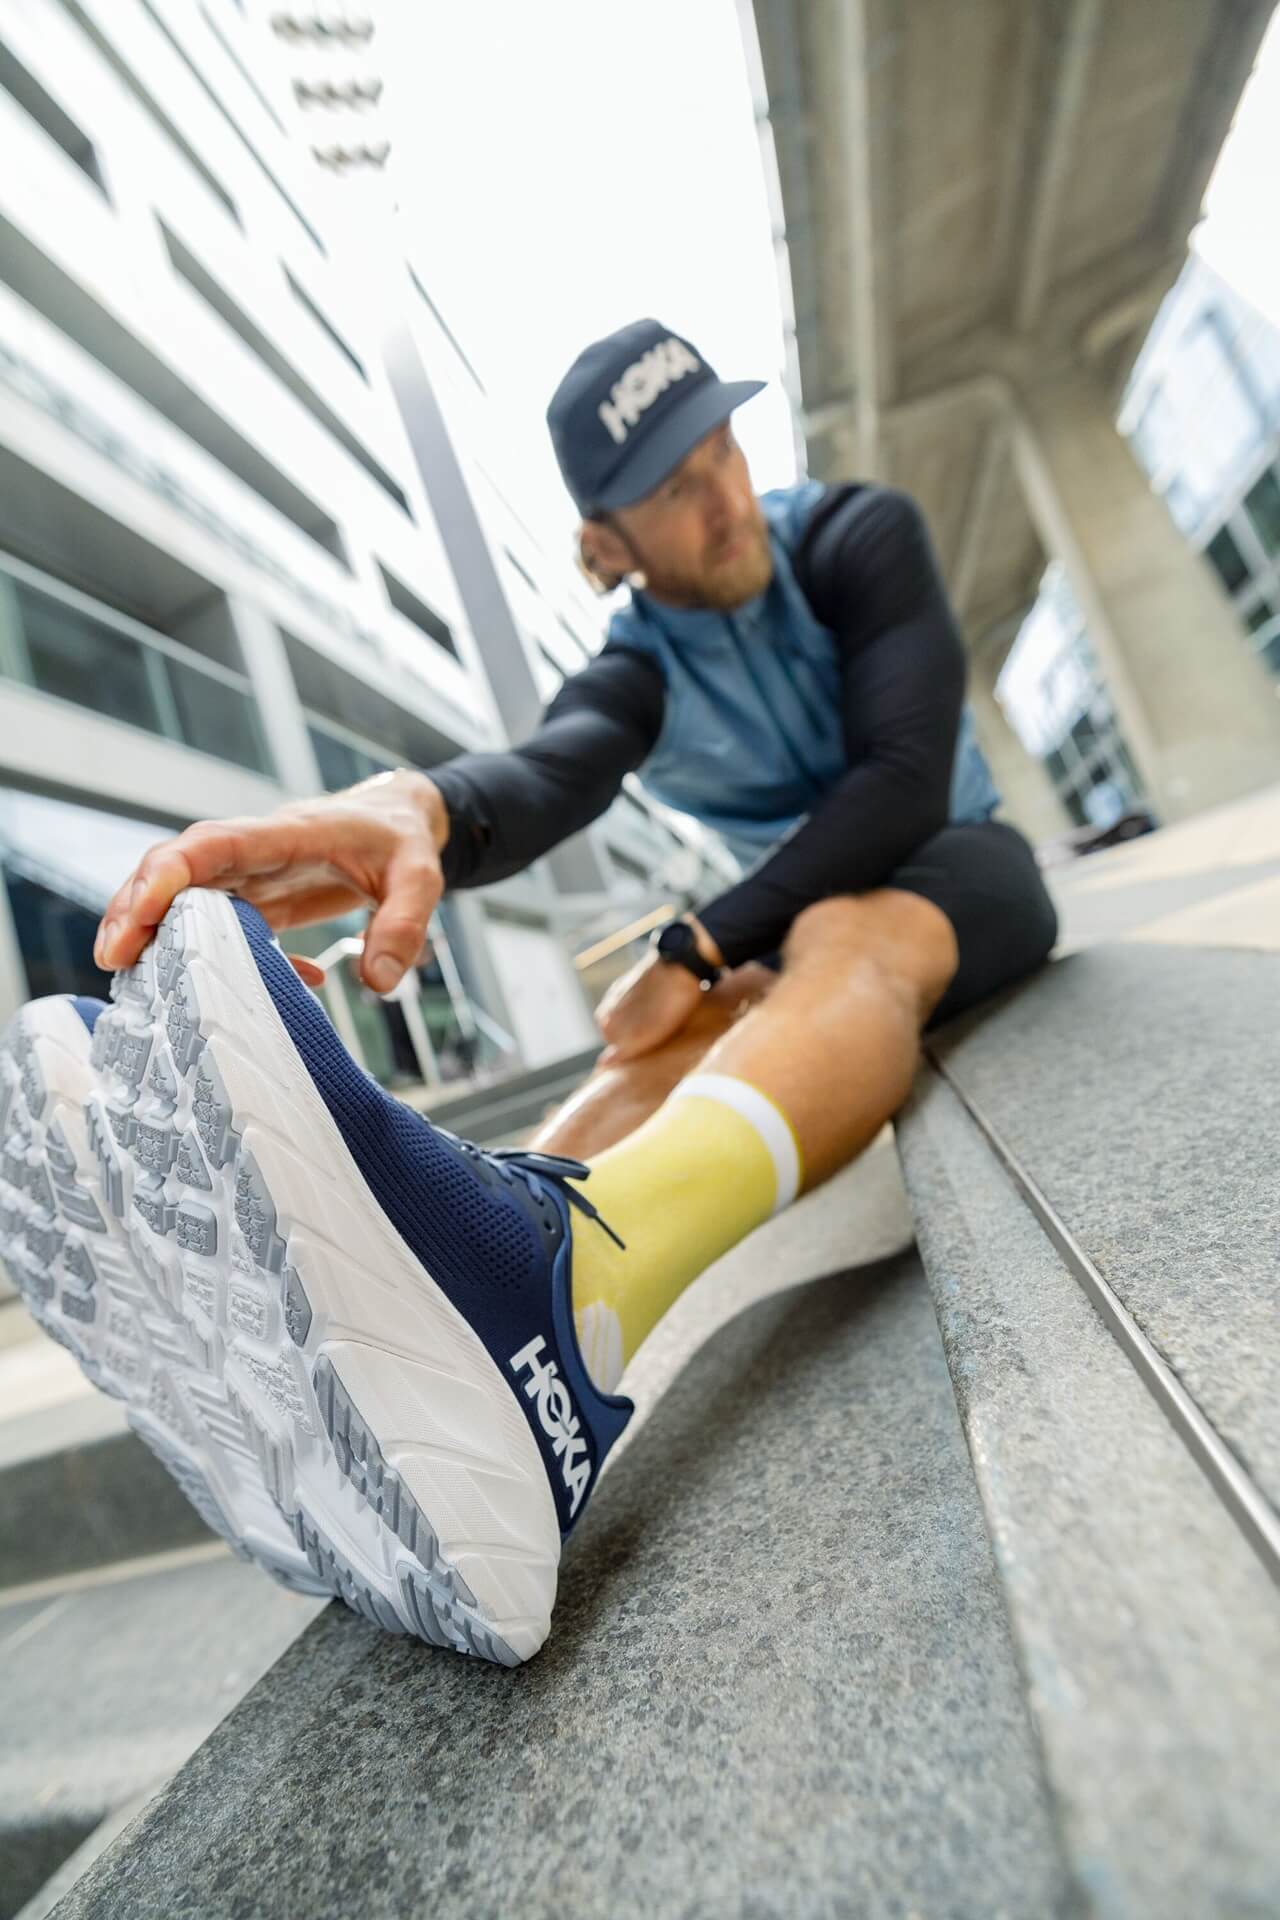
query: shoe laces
[{"left": 448, "top": 1137, "right": 627, "bottom": 1251}]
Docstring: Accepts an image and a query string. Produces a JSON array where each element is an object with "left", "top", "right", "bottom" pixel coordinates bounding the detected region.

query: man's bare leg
[
  {"left": 539, "top": 891, "right": 957, "bottom": 1179},
  {"left": 531, "top": 963, "right": 777, "bottom": 1160},
  {"left": 562, "top": 890, "right": 960, "bottom": 1388}
]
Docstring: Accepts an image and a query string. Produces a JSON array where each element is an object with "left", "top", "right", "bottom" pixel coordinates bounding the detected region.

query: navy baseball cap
[{"left": 546, "top": 318, "right": 765, "bottom": 517}]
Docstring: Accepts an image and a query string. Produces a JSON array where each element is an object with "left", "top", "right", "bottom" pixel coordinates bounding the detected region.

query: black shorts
[{"left": 762, "top": 817, "right": 1059, "bottom": 1034}]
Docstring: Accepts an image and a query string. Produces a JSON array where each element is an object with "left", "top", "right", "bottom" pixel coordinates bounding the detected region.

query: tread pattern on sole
[{"left": 0, "top": 913, "right": 525, "bottom": 1665}]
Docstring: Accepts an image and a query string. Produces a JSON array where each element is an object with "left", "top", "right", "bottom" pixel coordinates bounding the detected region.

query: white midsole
[{"left": 177, "top": 890, "right": 561, "bottom": 1650}]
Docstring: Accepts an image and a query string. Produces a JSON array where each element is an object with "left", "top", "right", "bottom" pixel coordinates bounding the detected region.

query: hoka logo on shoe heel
[{"left": 509, "top": 1335, "right": 591, "bottom": 1519}]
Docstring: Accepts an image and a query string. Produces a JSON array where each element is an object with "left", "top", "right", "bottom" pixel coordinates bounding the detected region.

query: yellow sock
[{"left": 568, "top": 1073, "right": 803, "bottom": 1394}]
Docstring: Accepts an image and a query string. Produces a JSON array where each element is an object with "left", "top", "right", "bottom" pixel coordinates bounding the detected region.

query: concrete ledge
[
  {"left": 1, "top": 1554, "right": 320, "bottom": 1919},
  {"left": 896, "top": 1062, "right": 1280, "bottom": 1918},
  {"left": 50, "top": 1254, "right": 1076, "bottom": 1919},
  {"left": 927, "top": 943, "right": 1280, "bottom": 1514},
  {"left": 0, "top": 1417, "right": 212, "bottom": 1590}
]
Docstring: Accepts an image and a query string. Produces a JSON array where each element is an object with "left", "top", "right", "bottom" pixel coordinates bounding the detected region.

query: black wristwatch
[{"left": 652, "top": 918, "right": 722, "bottom": 987}]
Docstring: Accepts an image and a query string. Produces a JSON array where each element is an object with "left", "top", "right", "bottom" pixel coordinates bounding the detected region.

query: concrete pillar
[
  {"left": 1011, "top": 362, "right": 1280, "bottom": 824},
  {"left": 225, "top": 599, "right": 323, "bottom": 797},
  {"left": 967, "top": 647, "right": 1069, "bottom": 846},
  {"left": 380, "top": 308, "right": 611, "bottom": 897}
]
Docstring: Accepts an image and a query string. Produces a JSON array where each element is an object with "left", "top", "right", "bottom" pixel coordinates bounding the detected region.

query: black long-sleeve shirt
[{"left": 431, "top": 484, "right": 966, "bottom": 969}]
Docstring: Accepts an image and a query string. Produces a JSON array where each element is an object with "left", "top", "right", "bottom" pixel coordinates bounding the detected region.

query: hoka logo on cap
[
  {"left": 509, "top": 1335, "right": 592, "bottom": 1517},
  {"left": 598, "top": 337, "right": 703, "bottom": 447}
]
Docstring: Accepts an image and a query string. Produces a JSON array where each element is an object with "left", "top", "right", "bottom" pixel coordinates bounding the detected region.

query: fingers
[
  {"left": 95, "top": 818, "right": 301, "bottom": 970},
  {"left": 360, "top": 849, "right": 441, "bottom": 991},
  {"left": 96, "top": 843, "right": 195, "bottom": 970},
  {"left": 287, "top": 954, "right": 326, "bottom": 987}
]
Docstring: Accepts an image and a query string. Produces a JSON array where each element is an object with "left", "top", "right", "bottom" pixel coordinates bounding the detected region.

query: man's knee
[{"left": 782, "top": 889, "right": 959, "bottom": 1017}]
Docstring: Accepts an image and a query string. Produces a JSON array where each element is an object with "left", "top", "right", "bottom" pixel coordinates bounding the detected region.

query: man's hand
[
  {"left": 595, "top": 917, "right": 724, "bottom": 1065},
  {"left": 93, "top": 770, "right": 451, "bottom": 995}
]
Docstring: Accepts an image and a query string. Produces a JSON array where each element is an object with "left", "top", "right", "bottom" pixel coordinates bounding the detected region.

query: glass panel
[
  {"left": 15, "top": 581, "right": 162, "bottom": 732},
  {"left": 1205, "top": 526, "right": 1251, "bottom": 595},
  {"left": 3, "top": 867, "right": 109, "bottom": 999},
  {"left": 1114, "top": 740, "right": 1147, "bottom": 801},
  {"left": 1245, "top": 599, "right": 1275, "bottom": 635},
  {"left": 1068, "top": 706, "right": 1102, "bottom": 761},
  {"left": 1244, "top": 467, "right": 1280, "bottom": 557},
  {"left": 1082, "top": 770, "right": 1128, "bottom": 828},
  {"left": 308, "top": 723, "right": 388, "bottom": 793},
  {"left": 166, "top": 656, "right": 270, "bottom": 773},
  {"left": 1257, "top": 629, "right": 1280, "bottom": 677},
  {"left": 413, "top": 950, "right": 481, "bottom": 1084}
]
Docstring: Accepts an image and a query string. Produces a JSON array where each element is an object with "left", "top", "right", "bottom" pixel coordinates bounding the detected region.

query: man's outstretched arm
[
  {"left": 695, "top": 486, "right": 967, "bottom": 969},
  {"left": 94, "top": 646, "right": 662, "bottom": 992},
  {"left": 430, "top": 646, "right": 664, "bottom": 888}
]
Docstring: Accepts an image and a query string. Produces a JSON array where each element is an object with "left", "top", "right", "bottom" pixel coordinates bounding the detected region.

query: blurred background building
[
  {"left": 2, "top": 0, "right": 1279, "bottom": 1115},
  {"left": 746, "top": 0, "right": 1280, "bottom": 853},
  {"left": 0, "top": 0, "right": 736, "bottom": 1105},
  {"left": 995, "top": 252, "right": 1280, "bottom": 833}
]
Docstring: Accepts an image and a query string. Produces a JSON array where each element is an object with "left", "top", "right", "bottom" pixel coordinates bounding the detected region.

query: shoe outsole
[
  {"left": 0, "top": 995, "right": 321, "bottom": 1597},
  {"left": 0, "top": 892, "right": 562, "bottom": 1665}
]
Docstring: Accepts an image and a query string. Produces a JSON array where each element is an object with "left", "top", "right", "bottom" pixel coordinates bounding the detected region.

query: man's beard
[{"left": 635, "top": 515, "right": 773, "bottom": 611}]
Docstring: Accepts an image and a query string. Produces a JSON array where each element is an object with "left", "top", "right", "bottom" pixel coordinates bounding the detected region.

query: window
[
  {"left": 17, "top": 580, "right": 160, "bottom": 734},
  {"left": 285, "top": 271, "right": 368, "bottom": 383},
  {"left": 197, "top": 4, "right": 287, "bottom": 133},
  {"left": 556, "top": 614, "right": 592, "bottom": 662},
  {"left": 377, "top": 564, "right": 458, "bottom": 659},
  {"left": 5, "top": 572, "right": 270, "bottom": 775},
  {"left": 307, "top": 722, "right": 392, "bottom": 793},
  {"left": 1257, "top": 629, "right": 1280, "bottom": 678},
  {"left": 0, "top": 213, "right": 348, "bottom": 567},
  {"left": 608, "top": 847, "right": 652, "bottom": 884},
  {"left": 504, "top": 547, "right": 537, "bottom": 593},
  {"left": 1244, "top": 467, "right": 1280, "bottom": 558},
  {"left": 57, "top": 0, "right": 240, "bottom": 226},
  {"left": 281, "top": 629, "right": 459, "bottom": 767},
  {"left": 0, "top": 39, "right": 108, "bottom": 195},
  {"left": 407, "top": 267, "right": 486, "bottom": 393},
  {"left": 160, "top": 225, "right": 411, "bottom": 516},
  {"left": 137, "top": 0, "right": 326, "bottom": 254},
  {"left": 536, "top": 642, "right": 565, "bottom": 685},
  {"left": 1245, "top": 600, "right": 1275, "bottom": 635},
  {"left": 1205, "top": 526, "right": 1251, "bottom": 595}
]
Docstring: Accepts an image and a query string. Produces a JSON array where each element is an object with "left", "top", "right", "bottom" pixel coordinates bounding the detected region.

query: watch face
[{"left": 657, "top": 921, "right": 695, "bottom": 962}]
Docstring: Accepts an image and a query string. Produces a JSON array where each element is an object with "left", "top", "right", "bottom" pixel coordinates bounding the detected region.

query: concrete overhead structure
[{"left": 748, "top": 0, "right": 1280, "bottom": 830}]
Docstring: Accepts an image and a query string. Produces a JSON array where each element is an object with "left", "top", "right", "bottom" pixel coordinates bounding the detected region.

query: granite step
[
  {"left": 895, "top": 949, "right": 1280, "bottom": 1918},
  {"left": 0, "top": 1393, "right": 214, "bottom": 1591},
  {"left": 44, "top": 1238, "right": 1079, "bottom": 1919},
  {"left": 925, "top": 942, "right": 1280, "bottom": 1524},
  {"left": 0, "top": 1551, "right": 320, "bottom": 1920}
]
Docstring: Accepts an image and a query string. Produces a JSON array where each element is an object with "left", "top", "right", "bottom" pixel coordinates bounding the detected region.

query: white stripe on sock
[
  {"left": 667, "top": 1072, "right": 801, "bottom": 1215},
  {"left": 574, "top": 1299, "right": 625, "bottom": 1396}
]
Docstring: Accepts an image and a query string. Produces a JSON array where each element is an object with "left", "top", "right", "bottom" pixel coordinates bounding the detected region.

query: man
[{"left": 0, "top": 321, "right": 1057, "bottom": 1665}]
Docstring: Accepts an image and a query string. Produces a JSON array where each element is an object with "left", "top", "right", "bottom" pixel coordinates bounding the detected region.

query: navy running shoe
[{"left": 1, "top": 890, "right": 633, "bottom": 1664}]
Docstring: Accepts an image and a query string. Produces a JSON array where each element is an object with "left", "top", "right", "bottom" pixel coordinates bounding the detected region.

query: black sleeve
[
  {"left": 697, "top": 486, "right": 966, "bottom": 968},
  {"left": 429, "top": 645, "right": 665, "bottom": 888}
]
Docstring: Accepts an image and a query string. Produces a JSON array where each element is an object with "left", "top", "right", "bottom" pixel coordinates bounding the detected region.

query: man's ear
[{"left": 577, "top": 516, "right": 634, "bottom": 595}]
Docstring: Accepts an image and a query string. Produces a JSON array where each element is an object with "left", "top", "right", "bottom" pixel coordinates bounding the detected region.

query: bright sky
[
  {"left": 1193, "top": 7, "right": 1280, "bottom": 328},
  {"left": 380, "top": 0, "right": 797, "bottom": 555},
  {"left": 377, "top": 1, "right": 1280, "bottom": 566}
]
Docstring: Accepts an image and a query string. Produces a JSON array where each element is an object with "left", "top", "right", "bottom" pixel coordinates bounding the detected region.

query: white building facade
[{"left": 0, "top": 0, "right": 731, "bottom": 1092}]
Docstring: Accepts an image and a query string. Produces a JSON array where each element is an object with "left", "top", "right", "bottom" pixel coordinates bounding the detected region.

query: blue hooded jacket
[{"left": 604, "top": 480, "right": 1000, "bottom": 870}]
